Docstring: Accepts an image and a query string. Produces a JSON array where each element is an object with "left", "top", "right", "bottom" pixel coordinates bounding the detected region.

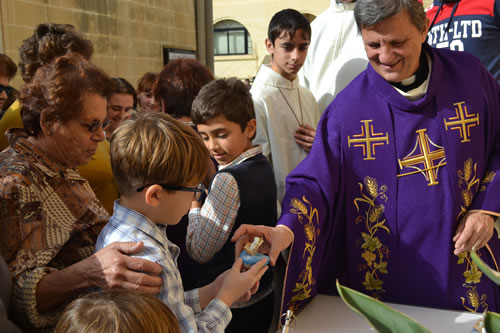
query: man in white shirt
[{"left": 298, "top": 0, "right": 368, "bottom": 114}]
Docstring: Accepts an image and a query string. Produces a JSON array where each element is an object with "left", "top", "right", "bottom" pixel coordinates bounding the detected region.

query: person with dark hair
[
  {"left": 251, "top": 9, "right": 320, "bottom": 205},
  {"left": 426, "top": 0, "right": 500, "bottom": 83},
  {"left": 0, "top": 54, "right": 17, "bottom": 113},
  {"left": 233, "top": 0, "right": 500, "bottom": 321},
  {"left": 137, "top": 72, "right": 160, "bottom": 113},
  {"left": 0, "top": 23, "right": 93, "bottom": 150},
  {"left": 105, "top": 77, "right": 136, "bottom": 140},
  {"left": 155, "top": 58, "right": 215, "bottom": 122},
  {"left": 189, "top": 78, "right": 277, "bottom": 333},
  {"left": 0, "top": 54, "right": 162, "bottom": 332}
]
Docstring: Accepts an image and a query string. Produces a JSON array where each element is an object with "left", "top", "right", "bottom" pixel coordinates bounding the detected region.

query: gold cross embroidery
[
  {"left": 443, "top": 101, "right": 479, "bottom": 143},
  {"left": 398, "top": 129, "right": 447, "bottom": 186},
  {"left": 348, "top": 120, "right": 389, "bottom": 160}
]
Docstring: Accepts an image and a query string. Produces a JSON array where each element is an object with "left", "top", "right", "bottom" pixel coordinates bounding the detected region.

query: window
[{"left": 214, "top": 20, "right": 253, "bottom": 56}]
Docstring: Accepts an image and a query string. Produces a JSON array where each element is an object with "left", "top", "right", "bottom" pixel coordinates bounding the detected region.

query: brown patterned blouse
[{"left": 0, "top": 129, "right": 109, "bottom": 332}]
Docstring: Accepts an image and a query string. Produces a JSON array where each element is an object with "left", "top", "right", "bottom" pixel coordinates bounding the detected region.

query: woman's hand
[
  {"left": 86, "top": 241, "right": 163, "bottom": 293},
  {"left": 36, "top": 241, "right": 163, "bottom": 313}
]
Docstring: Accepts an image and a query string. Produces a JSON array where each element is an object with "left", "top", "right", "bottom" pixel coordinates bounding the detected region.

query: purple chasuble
[{"left": 279, "top": 44, "right": 500, "bottom": 321}]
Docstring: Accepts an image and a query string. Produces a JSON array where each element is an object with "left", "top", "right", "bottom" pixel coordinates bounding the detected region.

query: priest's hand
[
  {"left": 232, "top": 225, "right": 294, "bottom": 266},
  {"left": 294, "top": 124, "right": 316, "bottom": 152},
  {"left": 453, "top": 212, "right": 494, "bottom": 255}
]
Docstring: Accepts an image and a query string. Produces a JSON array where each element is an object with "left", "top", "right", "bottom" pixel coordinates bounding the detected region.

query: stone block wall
[{"left": 0, "top": 0, "right": 197, "bottom": 89}]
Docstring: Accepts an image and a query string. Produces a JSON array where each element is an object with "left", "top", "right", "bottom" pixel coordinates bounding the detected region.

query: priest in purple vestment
[{"left": 232, "top": 0, "right": 500, "bottom": 322}]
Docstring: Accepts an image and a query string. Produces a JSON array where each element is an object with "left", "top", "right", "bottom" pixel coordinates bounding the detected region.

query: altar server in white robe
[
  {"left": 251, "top": 9, "right": 320, "bottom": 204},
  {"left": 298, "top": 0, "right": 368, "bottom": 114}
]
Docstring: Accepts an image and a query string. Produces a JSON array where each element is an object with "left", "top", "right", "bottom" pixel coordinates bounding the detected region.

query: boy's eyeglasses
[
  {"left": 136, "top": 183, "right": 205, "bottom": 200},
  {"left": 0, "top": 84, "right": 13, "bottom": 95},
  {"left": 79, "top": 118, "right": 111, "bottom": 133}
]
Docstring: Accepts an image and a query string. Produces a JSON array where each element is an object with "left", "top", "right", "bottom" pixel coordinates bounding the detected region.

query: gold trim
[
  {"left": 285, "top": 196, "right": 320, "bottom": 313},
  {"left": 354, "top": 176, "right": 390, "bottom": 299}
]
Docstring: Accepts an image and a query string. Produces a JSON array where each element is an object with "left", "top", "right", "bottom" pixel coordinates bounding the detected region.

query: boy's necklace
[{"left": 278, "top": 87, "right": 304, "bottom": 127}]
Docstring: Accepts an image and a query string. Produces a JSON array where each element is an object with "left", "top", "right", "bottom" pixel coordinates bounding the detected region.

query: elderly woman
[{"left": 0, "top": 54, "right": 162, "bottom": 332}]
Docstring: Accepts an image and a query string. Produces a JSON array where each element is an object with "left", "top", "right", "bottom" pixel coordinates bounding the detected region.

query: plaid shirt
[
  {"left": 187, "top": 146, "right": 272, "bottom": 308},
  {"left": 186, "top": 146, "right": 263, "bottom": 262},
  {"left": 96, "top": 201, "right": 231, "bottom": 333}
]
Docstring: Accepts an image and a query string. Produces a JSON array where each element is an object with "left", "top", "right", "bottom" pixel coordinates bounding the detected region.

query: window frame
[{"left": 214, "top": 21, "right": 252, "bottom": 56}]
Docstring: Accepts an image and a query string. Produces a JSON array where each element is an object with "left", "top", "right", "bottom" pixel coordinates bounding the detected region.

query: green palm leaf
[
  {"left": 336, "top": 280, "right": 431, "bottom": 333},
  {"left": 470, "top": 250, "right": 500, "bottom": 285},
  {"left": 484, "top": 311, "right": 500, "bottom": 332}
]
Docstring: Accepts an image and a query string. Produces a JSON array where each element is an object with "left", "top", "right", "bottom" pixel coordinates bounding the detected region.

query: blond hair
[
  {"left": 55, "top": 290, "right": 180, "bottom": 333},
  {"left": 110, "top": 112, "right": 209, "bottom": 195}
]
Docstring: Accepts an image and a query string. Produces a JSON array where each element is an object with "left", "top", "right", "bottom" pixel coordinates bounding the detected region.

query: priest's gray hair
[{"left": 354, "top": 0, "right": 427, "bottom": 33}]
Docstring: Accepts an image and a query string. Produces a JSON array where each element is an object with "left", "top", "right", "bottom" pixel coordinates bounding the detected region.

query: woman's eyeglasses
[
  {"left": 79, "top": 118, "right": 111, "bottom": 133},
  {"left": 0, "top": 84, "right": 13, "bottom": 95},
  {"left": 136, "top": 183, "right": 205, "bottom": 200}
]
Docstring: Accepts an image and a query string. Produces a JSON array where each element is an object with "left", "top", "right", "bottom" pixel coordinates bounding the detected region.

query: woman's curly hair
[
  {"left": 18, "top": 23, "right": 93, "bottom": 83},
  {"left": 20, "top": 53, "right": 113, "bottom": 137}
]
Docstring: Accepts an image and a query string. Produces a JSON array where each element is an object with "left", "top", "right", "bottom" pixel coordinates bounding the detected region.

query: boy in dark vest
[{"left": 188, "top": 78, "right": 277, "bottom": 333}]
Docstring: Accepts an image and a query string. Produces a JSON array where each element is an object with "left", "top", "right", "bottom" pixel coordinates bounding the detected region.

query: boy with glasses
[
  {"left": 187, "top": 78, "right": 277, "bottom": 333},
  {"left": 96, "top": 112, "right": 268, "bottom": 333}
]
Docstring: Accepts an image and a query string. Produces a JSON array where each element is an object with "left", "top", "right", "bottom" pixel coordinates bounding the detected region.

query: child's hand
[
  {"left": 216, "top": 257, "right": 268, "bottom": 307},
  {"left": 294, "top": 124, "right": 316, "bottom": 152}
]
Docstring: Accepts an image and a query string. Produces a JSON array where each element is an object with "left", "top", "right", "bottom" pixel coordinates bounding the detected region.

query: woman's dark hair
[
  {"left": 111, "top": 77, "right": 137, "bottom": 109},
  {"left": 267, "top": 9, "right": 311, "bottom": 45},
  {"left": 20, "top": 53, "right": 113, "bottom": 137},
  {"left": 18, "top": 23, "right": 93, "bottom": 83},
  {"left": 155, "top": 59, "right": 214, "bottom": 119}
]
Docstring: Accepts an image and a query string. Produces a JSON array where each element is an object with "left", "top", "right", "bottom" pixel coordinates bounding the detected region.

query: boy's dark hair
[
  {"left": 267, "top": 9, "right": 311, "bottom": 45},
  {"left": 191, "top": 78, "right": 255, "bottom": 136}
]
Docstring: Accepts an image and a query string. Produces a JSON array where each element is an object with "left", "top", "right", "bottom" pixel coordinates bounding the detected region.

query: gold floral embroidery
[
  {"left": 287, "top": 196, "right": 320, "bottom": 312},
  {"left": 354, "top": 176, "right": 389, "bottom": 299},
  {"left": 480, "top": 171, "right": 495, "bottom": 192},
  {"left": 456, "top": 158, "right": 489, "bottom": 312},
  {"left": 456, "top": 158, "right": 481, "bottom": 221}
]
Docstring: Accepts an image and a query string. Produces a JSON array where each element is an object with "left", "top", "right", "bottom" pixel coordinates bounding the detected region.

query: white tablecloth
[{"left": 278, "top": 295, "right": 482, "bottom": 332}]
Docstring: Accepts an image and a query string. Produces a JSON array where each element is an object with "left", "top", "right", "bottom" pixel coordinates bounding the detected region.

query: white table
[{"left": 278, "top": 295, "right": 482, "bottom": 332}]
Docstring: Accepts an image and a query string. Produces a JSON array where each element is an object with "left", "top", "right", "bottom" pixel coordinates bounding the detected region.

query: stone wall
[{"left": 0, "top": 0, "right": 197, "bottom": 89}]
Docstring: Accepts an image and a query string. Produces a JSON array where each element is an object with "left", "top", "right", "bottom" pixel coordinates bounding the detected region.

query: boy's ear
[
  {"left": 245, "top": 119, "right": 257, "bottom": 139},
  {"left": 144, "top": 184, "right": 163, "bottom": 207},
  {"left": 265, "top": 38, "right": 274, "bottom": 54}
]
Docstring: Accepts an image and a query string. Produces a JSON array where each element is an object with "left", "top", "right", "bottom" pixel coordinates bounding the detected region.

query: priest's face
[
  {"left": 361, "top": 10, "right": 429, "bottom": 83},
  {"left": 266, "top": 30, "right": 310, "bottom": 81}
]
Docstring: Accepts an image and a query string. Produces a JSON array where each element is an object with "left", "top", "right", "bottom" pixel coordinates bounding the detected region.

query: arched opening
[{"left": 214, "top": 20, "right": 253, "bottom": 56}]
